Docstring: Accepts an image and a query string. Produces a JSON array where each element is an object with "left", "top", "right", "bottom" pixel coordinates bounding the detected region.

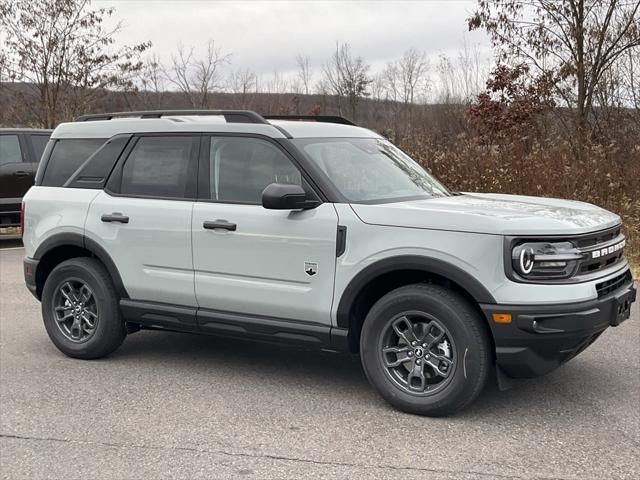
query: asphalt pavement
[{"left": 1, "top": 241, "right": 639, "bottom": 479}]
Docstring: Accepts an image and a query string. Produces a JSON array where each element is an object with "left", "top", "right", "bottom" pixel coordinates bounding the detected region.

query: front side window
[
  {"left": 293, "top": 138, "right": 449, "bottom": 203},
  {"left": 208, "top": 137, "right": 301, "bottom": 203},
  {"left": 120, "top": 136, "right": 197, "bottom": 198},
  {"left": 41, "top": 138, "right": 105, "bottom": 186},
  {"left": 0, "top": 135, "right": 22, "bottom": 166}
]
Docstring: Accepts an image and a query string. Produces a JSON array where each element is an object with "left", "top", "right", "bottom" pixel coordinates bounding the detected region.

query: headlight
[{"left": 511, "top": 241, "right": 584, "bottom": 279}]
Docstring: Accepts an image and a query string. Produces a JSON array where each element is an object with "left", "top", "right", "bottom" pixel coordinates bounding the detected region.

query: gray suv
[{"left": 21, "top": 111, "right": 636, "bottom": 416}]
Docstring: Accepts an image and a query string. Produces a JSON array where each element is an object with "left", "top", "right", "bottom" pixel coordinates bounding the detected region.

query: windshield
[{"left": 293, "top": 138, "right": 450, "bottom": 203}]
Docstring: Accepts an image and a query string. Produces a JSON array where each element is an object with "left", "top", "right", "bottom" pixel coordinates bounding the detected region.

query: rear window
[
  {"left": 41, "top": 139, "right": 105, "bottom": 187},
  {"left": 30, "top": 135, "right": 51, "bottom": 162}
]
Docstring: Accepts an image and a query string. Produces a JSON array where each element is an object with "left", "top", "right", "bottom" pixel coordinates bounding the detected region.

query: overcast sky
[{"left": 98, "top": 0, "right": 491, "bottom": 80}]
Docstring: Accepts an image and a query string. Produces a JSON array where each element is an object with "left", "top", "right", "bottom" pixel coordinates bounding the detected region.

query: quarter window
[
  {"left": 208, "top": 137, "right": 301, "bottom": 203},
  {"left": 120, "top": 136, "right": 197, "bottom": 199},
  {"left": 41, "top": 138, "right": 105, "bottom": 186},
  {"left": 0, "top": 135, "right": 22, "bottom": 166}
]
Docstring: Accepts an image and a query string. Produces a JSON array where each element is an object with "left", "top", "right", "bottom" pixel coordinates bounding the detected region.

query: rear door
[
  {"left": 191, "top": 135, "right": 338, "bottom": 329},
  {"left": 85, "top": 134, "right": 200, "bottom": 308}
]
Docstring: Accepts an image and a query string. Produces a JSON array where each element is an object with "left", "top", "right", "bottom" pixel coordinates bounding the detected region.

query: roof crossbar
[
  {"left": 263, "top": 115, "right": 356, "bottom": 126},
  {"left": 75, "top": 110, "right": 269, "bottom": 124}
]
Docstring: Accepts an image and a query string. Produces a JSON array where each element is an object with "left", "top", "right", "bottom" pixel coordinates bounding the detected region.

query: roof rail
[
  {"left": 263, "top": 115, "right": 356, "bottom": 126},
  {"left": 75, "top": 110, "right": 269, "bottom": 124}
]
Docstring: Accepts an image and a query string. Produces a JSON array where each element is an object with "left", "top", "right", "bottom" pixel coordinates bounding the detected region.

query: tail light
[{"left": 19, "top": 201, "right": 25, "bottom": 237}]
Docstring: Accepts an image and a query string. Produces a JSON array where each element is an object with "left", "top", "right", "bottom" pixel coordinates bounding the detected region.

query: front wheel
[{"left": 360, "top": 284, "right": 491, "bottom": 416}]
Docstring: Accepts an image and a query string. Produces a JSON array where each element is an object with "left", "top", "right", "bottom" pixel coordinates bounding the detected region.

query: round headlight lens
[{"left": 519, "top": 247, "right": 534, "bottom": 274}]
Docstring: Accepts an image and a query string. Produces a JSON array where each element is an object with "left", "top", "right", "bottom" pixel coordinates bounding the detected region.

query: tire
[
  {"left": 41, "top": 257, "right": 126, "bottom": 359},
  {"left": 360, "top": 283, "right": 491, "bottom": 416}
]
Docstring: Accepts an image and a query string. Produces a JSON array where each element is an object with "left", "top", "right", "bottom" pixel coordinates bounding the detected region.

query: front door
[{"left": 191, "top": 135, "right": 338, "bottom": 326}]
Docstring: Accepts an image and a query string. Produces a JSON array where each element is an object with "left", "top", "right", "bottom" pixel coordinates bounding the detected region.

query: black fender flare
[
  {"left": 335, "top": 255, "right": 496, "bottom": 328},
  {"left": 33, "top": 232, "right": 129, "bottom": 299}
]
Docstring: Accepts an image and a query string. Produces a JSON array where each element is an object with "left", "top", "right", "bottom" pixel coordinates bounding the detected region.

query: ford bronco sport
[{"left": 22, "top": 110, "right": 636, "bottom": 416}]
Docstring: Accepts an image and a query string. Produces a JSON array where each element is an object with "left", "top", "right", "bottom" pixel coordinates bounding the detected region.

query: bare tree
[
  {"left": 378, "top": 49, "right": 429, "bottom": 137},
  {"left": 0, "top": 0, "right": 150, "bottom": 127},
  {"left": 136, "top": 53, "right": 166, "bottom": 109},
  {"left": 469, "top": 0, "right": 640, "bottom": 153},
  {"left": 295, "top": 54, "right": 312, "bottom": 95},
  {"left": 165, "top": 40, "right": 230, "bottom": 108},
  {"left": 322, "top": 42, "right": 371, "bottom": 120},
  {"left": 228, "top": 68, "right": 257, "bottom": 108}
]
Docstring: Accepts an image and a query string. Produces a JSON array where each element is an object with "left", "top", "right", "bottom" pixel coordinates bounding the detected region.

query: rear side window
[
  {"left": 30, "top": 135, "right": 51, "bottom": 162},
  {"left": 0, "top": 135, "right": 22, "bottom": 166},
  {"left": 120, "top": 136, "right": 198, "bottom": 199},
  {"left": 41, "top": 139, "right": 105, "bottom": 186}
]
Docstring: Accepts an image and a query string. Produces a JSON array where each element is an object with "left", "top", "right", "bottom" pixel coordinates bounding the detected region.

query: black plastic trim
[
  {"left": 197, "top": 308, "right": 331, "bottom": 346},
  {"left": 23, "top": 257, "right": 39, "bottom": 298},
  {"left": 480, "top": 276, "right": 636, "bottom": 377},
  {"left": 118, "top": 299, "right": 349, "bottom": 351},
  {"left": 263, "top": 115, "right": 356, "bottom": 126},
  {"left": 32, "top": 232, "right": 129, "bottom": 299},
  {"left": 336, "top": 255, "right": 497, "bottom": 328},
  {"left": 336, "top": 225, "right": 347, "bottom": 257},
  {"left": 120, "top": 299, "right": 198, "bottom": 329},
  {"left": 76, "top": 110, "right": 269, "bottom": 124}
]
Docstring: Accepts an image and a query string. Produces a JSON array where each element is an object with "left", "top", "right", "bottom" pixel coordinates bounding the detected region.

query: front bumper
[{"left": 481, "top": 274, "right": 636, "bottom": 378}]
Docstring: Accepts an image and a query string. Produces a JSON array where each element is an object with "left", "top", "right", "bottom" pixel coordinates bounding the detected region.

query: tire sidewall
[{"left": 361, "top": 287, "right": 487, "bottom": 415}]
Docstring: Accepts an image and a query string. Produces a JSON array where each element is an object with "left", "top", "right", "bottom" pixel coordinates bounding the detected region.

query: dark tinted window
[
  {"left": 0, "top": 135, "right": 22, "bottom": 166},
  {"left": 30, "top": 135, "right": 51, "bottom": 162},
  {"left": 120, "top": 136, "right": 196, "bottom": 198},
  {"left": 209, "top": 137, "right": 301, "bottom": 203},
  {"left": 41, "top": 139, "right": 105, "bottom": 186}
]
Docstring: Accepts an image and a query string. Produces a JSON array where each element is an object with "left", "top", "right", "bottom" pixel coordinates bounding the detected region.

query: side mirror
[{"left": 262, "top": 183, "right": 319, "bottom": 210}]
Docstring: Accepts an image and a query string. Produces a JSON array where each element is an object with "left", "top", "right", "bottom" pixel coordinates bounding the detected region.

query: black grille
[
  {"left": 575, "top": 226, "right": 626, "bottom": 277},
  {"left": 596, "top": 270, "right": 632, "bottom": 298},
  {"left": 575, "top": 226, "right": 621, "bottom": 248}
]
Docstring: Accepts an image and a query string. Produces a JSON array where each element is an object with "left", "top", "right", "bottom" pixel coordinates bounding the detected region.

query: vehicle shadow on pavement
[{"left": 109, "top": 328, "right": 619, "bottom": 420}]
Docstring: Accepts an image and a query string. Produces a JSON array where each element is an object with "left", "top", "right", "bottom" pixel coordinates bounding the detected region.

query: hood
[{"left": 350, "top": 193, "right": 621, "bottom": 236}]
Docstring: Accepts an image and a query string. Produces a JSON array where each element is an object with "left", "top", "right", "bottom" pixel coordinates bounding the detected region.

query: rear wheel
[
  {"left": 41, "top": 257, "right": 126, "bottom": 359},
  {"left": 360, "top": 283, "right": 491, "bottom": 416}
]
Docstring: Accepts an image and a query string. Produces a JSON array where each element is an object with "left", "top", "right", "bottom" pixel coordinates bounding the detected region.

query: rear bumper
[
  {"left": 23, "top": 257, "right": 39, "bottom": 299},
  {"left": 481, "top": 276, "right": 636, "bottom": 378}
]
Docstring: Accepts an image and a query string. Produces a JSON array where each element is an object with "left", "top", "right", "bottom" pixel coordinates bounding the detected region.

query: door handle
[
  {"left": 13, "top": 171, "right": 30, "bottom": 177},
  {"left": 203, "top": 220, "right": 236, "bottom": 231},
  {"left": 101, "top": 213, "right": 129, "bottom": 224}
]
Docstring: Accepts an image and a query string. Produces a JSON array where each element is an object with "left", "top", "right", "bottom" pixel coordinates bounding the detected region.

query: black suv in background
[{"left": 0, "top": 128, "right": 52, "bottom": 227}]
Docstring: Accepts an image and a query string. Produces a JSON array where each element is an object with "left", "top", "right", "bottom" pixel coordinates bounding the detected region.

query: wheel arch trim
[
  {"left": 33, "top": 232, "right": 129, "bottom": 299},
  {"left": 335, "top": 255, "right": 496, "bottom": 329}
]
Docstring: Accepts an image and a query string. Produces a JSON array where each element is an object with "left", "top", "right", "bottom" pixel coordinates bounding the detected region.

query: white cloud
[{"left": 99, "top": 0, "right": 491, "bottom": 76}]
